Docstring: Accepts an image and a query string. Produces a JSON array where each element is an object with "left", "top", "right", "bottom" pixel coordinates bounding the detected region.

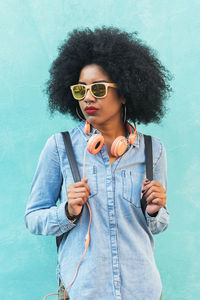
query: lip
[{"left": 84, "top": 106, "right": 99, "bottom": 114}]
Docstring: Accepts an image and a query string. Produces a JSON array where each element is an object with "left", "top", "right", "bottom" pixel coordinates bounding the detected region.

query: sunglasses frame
[{"left": 70, "top": 82, "right": 117, "bottom": 101}]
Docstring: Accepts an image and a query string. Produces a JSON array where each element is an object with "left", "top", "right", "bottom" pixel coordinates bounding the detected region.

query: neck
[{"left": 93, "top": 119, "right": 127, "bottom": 140}]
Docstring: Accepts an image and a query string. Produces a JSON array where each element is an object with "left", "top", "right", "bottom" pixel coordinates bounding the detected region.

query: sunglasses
[{"left": 70, "top": 82, "right": 117, "bottom": 101}]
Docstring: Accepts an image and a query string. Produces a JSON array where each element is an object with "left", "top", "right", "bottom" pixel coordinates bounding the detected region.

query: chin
[
  {"left": 87, "top": 119, "right": 98, "bottom": 128},
  {"left": 86, "top": 115, "right": 99, "bottom": 124}
]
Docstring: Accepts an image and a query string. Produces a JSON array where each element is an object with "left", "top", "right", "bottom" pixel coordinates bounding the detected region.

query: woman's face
[{"left": 78, "top": 64, "right": 125, "bottom": 127}]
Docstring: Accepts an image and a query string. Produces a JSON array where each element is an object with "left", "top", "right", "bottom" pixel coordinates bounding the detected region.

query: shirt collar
[
  {"left": 78, "top": 121, "right": 96, "bottom": 141},
  {"left": 133, "top": 131, "right": 140, "bottom": 148}
]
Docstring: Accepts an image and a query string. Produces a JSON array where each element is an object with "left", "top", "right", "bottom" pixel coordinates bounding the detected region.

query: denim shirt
[{"left": 25, "top": 121, "right": 169, "bottom": 300}]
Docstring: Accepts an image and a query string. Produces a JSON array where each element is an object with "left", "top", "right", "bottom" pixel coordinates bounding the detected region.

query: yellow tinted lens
[
  {"left": 91, "top": 83, "right": 106, "bottom": 97},
  {"left": 72, "top": 85, "right": 86, "bottom": 100}
]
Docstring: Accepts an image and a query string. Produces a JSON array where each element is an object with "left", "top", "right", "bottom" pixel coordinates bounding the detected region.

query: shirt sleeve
[
  {"left": 24, "top": 135, "right": 76, "bottom": 236},
  {"left": 146, "top": 141, "right": 170, "bottom": 234}
]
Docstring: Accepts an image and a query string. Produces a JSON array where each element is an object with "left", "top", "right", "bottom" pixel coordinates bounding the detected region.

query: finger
[
  {"left": 69, "top": 181, "right": 87, "bottom": 188},
  {"left": 68, "top": 188, "right": 90, "bottom": 202},
  {"left": 146, "top": 192, "right": 166, "bottom": 204},
  {"left": 144, "top": 178, "right": 151, "bottom": 184},
  {"left": 142, "top": 178, "right": 149, "bottom": 185},
  {"left": 141, "top": 178, "right": 148, "bottom": 192},
  {"left": 82, "top": 178, "right": 91, "bottom": 194},
  {"left": 68, "top": 180, "right": 90, "bottom": 194},
  {"left": 70, "top": 187, "right": 90, "bottom": 196},
  {"left": 69, "top": 187, "right": 87, "bottom": 192},
  {"left": 151, "top": 197, "right": 166, "bottom": 206},
  {"left": 147, "top": 197, "right": 166, "bottom": 207},
  {"left": 145, "top": 180, "right": 162, "bottom": 189},
  {"left": 69, "top": 198, "right": 86, "bottom": 207},
  {"left": 143, "top": 178, "right": 151, "bottom": 187},
  {"left": 68, "top": 192, "right": 89, "bottom": 202},
  {"left": 84, "top": 183, "right": 90, "bottom": 195},
  {"left": 144, "top": 186, "right": 165, "bottom": 198},
  {"left": 144, "top": 182, "right": 165, "bottom": 195},
  {"left": 82, "top": 178, "right": 88, "bottom": 183},
  {"left": 141, "top": 178, "right": 151, "bottom": 198}
]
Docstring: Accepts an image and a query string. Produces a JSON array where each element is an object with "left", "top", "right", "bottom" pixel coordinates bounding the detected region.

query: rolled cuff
[
  {"left": 57, "top": 201, "right": 76, "bottom": 233},
  {"left": 145, "top": 206, "right": 169, "bottom": 234}
]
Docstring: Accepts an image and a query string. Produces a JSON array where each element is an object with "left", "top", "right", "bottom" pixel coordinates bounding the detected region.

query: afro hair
[{"left": 46, "top": 26, "right": 172, "bottom": 124}]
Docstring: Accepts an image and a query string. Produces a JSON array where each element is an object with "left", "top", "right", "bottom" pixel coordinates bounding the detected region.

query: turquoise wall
[{"left": 0, "top": 1, "right": 199, "bottom": 299}]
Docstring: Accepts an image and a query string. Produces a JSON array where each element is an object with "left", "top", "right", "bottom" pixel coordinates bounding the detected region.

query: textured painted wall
[{"left": 0, "top": 1, "right": 199, "bottom": 299}]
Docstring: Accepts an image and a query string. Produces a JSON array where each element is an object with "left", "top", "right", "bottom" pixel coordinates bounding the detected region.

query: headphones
[{"left": 84, "top": 121, "right": 137, "bottom": 157}]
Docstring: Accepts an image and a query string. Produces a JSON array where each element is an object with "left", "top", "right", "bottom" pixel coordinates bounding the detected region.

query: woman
[{"left": 25, "top": 27, "right": 171, "bottom": 300}]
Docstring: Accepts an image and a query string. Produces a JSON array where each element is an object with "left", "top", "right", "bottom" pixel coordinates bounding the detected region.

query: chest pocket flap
[{"left": 121, "top": 169, "right": 144, "bottom": 208}]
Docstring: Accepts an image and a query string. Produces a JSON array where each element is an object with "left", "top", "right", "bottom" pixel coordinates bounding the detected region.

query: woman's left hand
[{"left": 141, "top": 178, "right": 167, "bottom": 216}]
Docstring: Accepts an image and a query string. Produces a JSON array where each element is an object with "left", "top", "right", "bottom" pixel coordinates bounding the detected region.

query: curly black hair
[{"left": 46, "top": 26, "right": 172, "bottom": 124}]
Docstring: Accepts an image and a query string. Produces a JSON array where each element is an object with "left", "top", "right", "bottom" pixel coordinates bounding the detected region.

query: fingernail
[
  {"left": 145, "top": 179, "right": 149, "bottom": 182},
  {"left": 145, "top": 180, "right": 151, "bottom": 184}
]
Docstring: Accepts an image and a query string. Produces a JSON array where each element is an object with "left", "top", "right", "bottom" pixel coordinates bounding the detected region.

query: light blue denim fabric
[{"left": 25, "top": 121, "right": 169, "bottom": 300}]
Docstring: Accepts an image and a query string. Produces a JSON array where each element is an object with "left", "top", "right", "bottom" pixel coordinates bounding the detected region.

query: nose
[{"left": 84, "top": 88, "right": 96, "bottom": 102}]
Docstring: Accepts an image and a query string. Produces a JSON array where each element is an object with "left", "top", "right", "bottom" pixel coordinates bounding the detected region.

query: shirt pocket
[
  {"left": 63, "top": 165, "right": 98, "bottom": 199},
  {"left": 121, "top": 169, "right": 144, "bottom": 208}
]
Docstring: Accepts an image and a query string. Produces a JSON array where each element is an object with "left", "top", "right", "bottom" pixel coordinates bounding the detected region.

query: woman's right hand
[{"left": 66, "top": 178, "right": 90, "bottom": 218}]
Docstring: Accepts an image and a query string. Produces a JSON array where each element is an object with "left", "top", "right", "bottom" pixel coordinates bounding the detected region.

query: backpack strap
[
  {"left": 56, "top": 131, "right": 81, "bottom": 250},
  {"left": 61, "top": 131, "right": 81, "bottom": 182},
  {"left": 140, "top": 135, "right": 153, "bottom": 217}
]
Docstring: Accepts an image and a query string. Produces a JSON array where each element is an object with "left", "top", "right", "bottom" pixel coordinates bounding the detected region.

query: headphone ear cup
[
  {"left": 87, "top": 134, "right": 104, "bottom": 155},
  {"left": 111, "top": 136, "right": 128, "bottom": 157},
  {"left": 128, "top": 133, "right": 136, "bottom": 145},
  {"left": 84, "top": 121, "right": 91, "bottom": 135},
  {"left": 126, "top": 122, "right": 136, "bottom": 145}
]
